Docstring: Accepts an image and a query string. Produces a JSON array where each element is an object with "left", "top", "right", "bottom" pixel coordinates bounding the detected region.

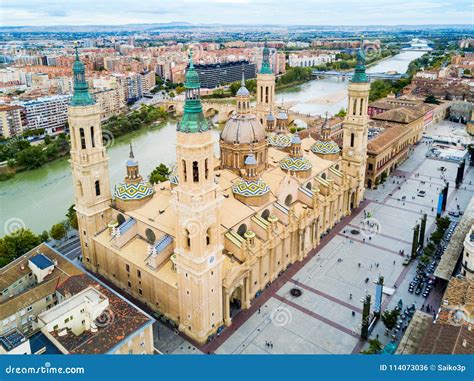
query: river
[{"left": 0, "top": 51, "right": 424, "bottom": 236}]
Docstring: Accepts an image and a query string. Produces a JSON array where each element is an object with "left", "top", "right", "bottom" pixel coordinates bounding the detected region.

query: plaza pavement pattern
[{"left": 200, "top": 121, "right": 474, "bottom": 355}]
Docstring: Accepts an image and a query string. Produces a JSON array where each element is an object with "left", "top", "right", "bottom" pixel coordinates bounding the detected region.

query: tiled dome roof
[
  {"left": 279, "top": 156, "right": 313, "bottom": 171},
  {"left": 268, "top": 132, "right": 292, "bottom": 148},
  {"left": 310, "top": 140, "right": 341, "bottom": 155},
  {"left": 232, "top": 178, "right": 270, "bottom": 197},
  {"left": 114, "top": 182, "right": 153, "bottom": 201}
]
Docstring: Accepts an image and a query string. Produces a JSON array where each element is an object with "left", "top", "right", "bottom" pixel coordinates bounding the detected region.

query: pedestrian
[
  {"left": 258, "top": 307, "right": 261, "bottom": 314},
  {"left": 358, "top": 263, "right": 361, "bottom": 268},
  {"left": 393, "top": 260, "right": 396, "bottom": 265}
]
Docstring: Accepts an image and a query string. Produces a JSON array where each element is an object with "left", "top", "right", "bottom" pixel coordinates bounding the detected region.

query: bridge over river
[{"left": 312, "top": 70, "right": 407, "bottom": 81}]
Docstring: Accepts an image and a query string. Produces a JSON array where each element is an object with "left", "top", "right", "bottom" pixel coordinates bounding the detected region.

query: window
[
  {"left": 145, "top": 228, "right": 156, "bottom": 243},
  {"left": 237, "top": 224, "right": 247, "bottom": 237},
  {"left": 284, "top": 194, "right": 293, "bottom": 206},
  {"left": 117, "top": 214, "right": 126, "bottom": 225},
  {"left": 126, "top": 264, "right": 130, "bottom": 272},
  {"left": 368, "top": 163, "right": 373, "bottom": 170},
  {"left": 139, "top": 288, "right": 143, "bottom": 295},
  {"left": 79, "top": 128, "right": 86, "bottom": 149},
  {"left": 137, "top": 270, "right": 141, "bottom": 278},
  {"left": 306, "top": 182, "right": 312, "bottom": 190},
  {"left": 95, "top": 180, "right": 101, "bottom": 196},
  {"left": 206, "top": 228, "right": 211, "bottom": 246},
  {"left": 350, "top": 133, "right": 355, "bottom": 148},
  {"left": 359, "top": 99, "right": 364, "bottom": 116},
  {"left": 90, "top": 126, "right": 95, "bottom": 148},
  {"left": 353, "top": 99, "right": 357, "bottom": 115},
  {"left": 127, "top": 281, "right": 131, "bottom": 288},
  {"left": 185, "top": 229, "right": 191, "bottom": 248},
  {"left": 182, "top": 160, "right": 187, "bottom": 182},
  {"left": 205, "top": 159, "right": 209, "bottom": 180},
  {"left": 192, "top": 161, "right": 199, "bottom": 182},
  {"left": 261, "top": 209, "right": 270, "bottom": 220}
]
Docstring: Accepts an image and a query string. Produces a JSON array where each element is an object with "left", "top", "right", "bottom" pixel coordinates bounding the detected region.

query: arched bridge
[{"left": 312, "top": 70, "right": 407, "bottom": 81}]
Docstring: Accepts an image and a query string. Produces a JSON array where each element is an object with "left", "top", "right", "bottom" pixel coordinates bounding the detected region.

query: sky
[{"left": 1, "top": 0, "right": 473, "bottom": 26}]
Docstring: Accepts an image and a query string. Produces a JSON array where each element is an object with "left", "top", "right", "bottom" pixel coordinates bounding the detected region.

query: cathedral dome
[
  {"left": 266, "top": 112, "right": 275, "bottom": 122},
  {"left": 310, "top": 140, "right": 341, "bottom": 155},
  {"left": 232, "top": 178, "right": 270, "bottom": 197},
  {"left": 267, "top": 132, "right": 292, "bottom": 148},
  {"left": 114, "top": 182, "right": 154, "bottom": 201},
  {"left": 221, "top": 114, "right": 266, "bottom": 144},
  {"left": 276, "top": 110, "right": 288, "bottom": 120},
  {"left": 279, "top": 156, "right": 313, "bottom": 171},
  {"left": 236, "top": 85, "right": 250, "bottom": 97}
]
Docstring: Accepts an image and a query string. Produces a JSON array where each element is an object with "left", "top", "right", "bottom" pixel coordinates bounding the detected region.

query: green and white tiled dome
[
  {"left": 310, "top": 140, "right": 340, "bottom": 155},
  {"left": 232, "top": 178, "right": 270, "bottom": 197},
  {"left": 114, "top": 182, "right": 154, "bottom": 201},
  {"left": 279, "top": 156, "right": 313, "bottom": 171},
  {"left": 268, "top": 132, "right": 292, "bottom": 148}
]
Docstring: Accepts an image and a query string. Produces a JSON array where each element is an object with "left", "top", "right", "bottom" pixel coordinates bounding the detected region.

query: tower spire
[
  {"left": 260, "top": 39, "right": 272, "bottom": 74},
  {"left": 129, "top": 142, "right": 135, "bottom": 159},
  {"left": 352, "top": 36, "right": 368, "bottom": 83},
  {"left": 177, "top": 49, "right": 209, "bottom": 133},
  {"left": 71, "top": 43, "right": 95, "bottom": 107}
]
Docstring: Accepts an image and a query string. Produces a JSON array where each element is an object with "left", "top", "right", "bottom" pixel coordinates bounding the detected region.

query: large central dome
[{"left": 221, "top": 114, "right": 266, "bottom": 144}]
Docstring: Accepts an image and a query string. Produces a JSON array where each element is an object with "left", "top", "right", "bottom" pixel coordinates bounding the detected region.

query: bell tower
[
  {"left": 172, "top": 51, "right": 224, "bottom": 344},
  {"left": 256, "top": 41, "right": 275, "bottom": 124},
  {"left": 342, "top": 43, "right": 370, "bottom": 209},
  {"left": 69, "top": 46, "right": 112, "bottom": 271}
]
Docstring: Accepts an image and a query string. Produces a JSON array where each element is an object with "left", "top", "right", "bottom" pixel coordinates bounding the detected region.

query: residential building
[
  {"left": 0, "top": 105, "right": 25, "bottom": 138},
  {"left": 193, "top": 61, "right": 256, "bottom": 89}
]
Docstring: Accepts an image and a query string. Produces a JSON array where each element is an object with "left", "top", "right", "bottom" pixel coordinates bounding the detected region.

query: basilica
[{"left": 68, "top": 44, "right": 371, "bottom": 344}]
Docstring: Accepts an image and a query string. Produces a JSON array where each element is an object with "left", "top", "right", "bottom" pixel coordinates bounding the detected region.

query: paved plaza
[{"left": 206, "top": 120, "right": 474, "bottom": 355}]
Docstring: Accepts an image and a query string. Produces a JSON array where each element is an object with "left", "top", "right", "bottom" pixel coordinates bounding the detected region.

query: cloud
[{"left": 1, "top": 0, "right": 473, "bottom": 26}]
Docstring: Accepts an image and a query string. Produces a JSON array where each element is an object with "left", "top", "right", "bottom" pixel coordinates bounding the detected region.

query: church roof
[
  {"left": 114, "top": 182, "right": 154, "bottom": 201},
  {"left": 268, "top": 132, "right": 292, "bottom": 148},
  {"left": 279, "top": 156, "right": 313, "bottom": 171},
  {"left": 311, "top": 140, "right": 341, "bottom": 155},
  {"left": 232, "top": 178, "right": 270, "bottom": 197},
  {"left": 221, "top": 114, "right": 266, "bottom": 144}
]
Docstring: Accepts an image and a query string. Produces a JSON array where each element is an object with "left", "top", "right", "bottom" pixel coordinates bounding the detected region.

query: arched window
[
  {"left": 353, "top": 99, "right": 357, "bottom": 115},
  {"left": 306, "top": 182, "right": 312, "bottom": 190},
  {"left": 284, "top": 194, "right": 293, "bottom": 206},
  {"left": 95, "top": 180, "right": 101, "bottom": 196},
  {"left": 359, "top": 99, "right": 364, "bottom": 116},
  {"left": 350, "top": 133, "right": 355, "bottom": 148},
  {"left": 79, "top": 128, "right": 86, "bottom": 149},
  {"left": 261, "top": 209, "right": 270, "bottom": 220},
  {"left": 185, "top": 229, "right": 191, "bottom": 248},
  {"left": 117, "top": 214, "right": 126, "bottom": 225},
  {"left": 205, "top": 159, "right": 209, "bottom": 180},
  {"left": 335, "top": 164, "right": 340, "bottom": 170},
  {"left": 182, "top": 159, "right": 187, "bottom": 182},
  {"left": 206, "top": 228, "right": 211, "bottom": 246},
  {"left": 145, "top": 228, "right": 156, "bottom": 243},
  {"left": 90, "top": 126, "right": 95, "bottom": 148},
  {"left": 321, "top": 173, "right": 326, "bottom": 180},
  {"left": 192, "top": 161, "right": 199, "bottom": 182},
  {"left": 237, "top": 224, "right": 247, "bottom": 237}
]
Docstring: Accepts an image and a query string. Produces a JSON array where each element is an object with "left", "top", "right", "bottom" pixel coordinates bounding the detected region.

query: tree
[
  {"left": 149, "top": 164, "right": 171, "bottom": 184},
  {"left": 15, "top": 146, "right": 47, "bottom": 169},
  {"left": 50, "top": 223, "right": 67, "bottom": 242},
  {"left": 66, "top": 205, "right": 78, "bottom": 230},
  {"left": 424, "top": 94, "right": 440, "bottom": 105},
  {"left": 361, "top": 339, "right": 383, "bottom": 354},
  {"left": 0, "top": 229, "right": 41, "bottom": 267},
  {"left": 40, "top": 231, "right": 49, "bottom": 242},
  {"left": 175, "top": 85, "right": 185, "bottom": 95},
  {"left": 335, "top": 108, "right": 347, "bottom": 118},
  {"left": 169, "top": 91, "right": 176, "bottom": 98},
  {"left": 381, "top": 309, "right": 399, "bottom": 330}
]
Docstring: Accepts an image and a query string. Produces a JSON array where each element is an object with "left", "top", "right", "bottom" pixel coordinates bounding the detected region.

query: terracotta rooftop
[
  {"left": 417, "top": 324, "right": 473, "bottom": 354},
  {"left": 52, "top": 274, "right": 152, "bottom": 354},
  {"left": 371, "top": 105, "right": 428, "bottom": 124},
  {"left": 437, "top": 277, "right": 474, "bottom": 325},
  {"left": 367, "top": 123, "right": 409, "bottom": 154}
]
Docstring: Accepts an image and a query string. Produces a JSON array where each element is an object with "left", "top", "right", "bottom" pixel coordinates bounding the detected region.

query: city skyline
[{"left": 2, "top": 0, "right": 473, "bottom": 27}]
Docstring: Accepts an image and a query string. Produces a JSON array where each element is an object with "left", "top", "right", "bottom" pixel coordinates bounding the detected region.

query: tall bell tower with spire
[
  {"left": 342, "top": 41, "right": 370, "bottom": 209},
  {"left": 68, "top": 45, "right": 112, "bottom": 271},
  {"left": 256, "top": 40, "right": 275, "bottom": 124},
  {"left": 172, "top": 51, "right": 224, "bottom": 344}
]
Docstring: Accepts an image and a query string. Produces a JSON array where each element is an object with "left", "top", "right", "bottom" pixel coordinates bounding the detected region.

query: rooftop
[
  {"left": 0, "top": 329, "right": 27, "bottom": 352},
  {"left": 417, "top": 324, "right": 473, "bottom": 354},
  {"left": 435, "top": 197, "right": 474, "bottom": 280},
  {"left": 29, "top": 253, "right": 54, "bottom": 270}
]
